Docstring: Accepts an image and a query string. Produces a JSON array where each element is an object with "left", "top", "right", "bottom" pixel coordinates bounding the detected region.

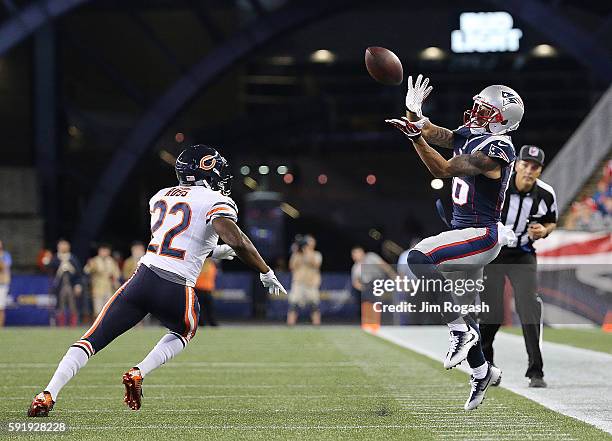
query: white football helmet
[{"left": 463, "top": 85, "right": 524, "bottom": 134}]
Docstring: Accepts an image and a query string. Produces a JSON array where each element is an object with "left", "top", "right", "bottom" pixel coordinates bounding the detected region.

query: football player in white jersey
[{"left": 28, "top": 145, "right": 286, "bottom": 416}]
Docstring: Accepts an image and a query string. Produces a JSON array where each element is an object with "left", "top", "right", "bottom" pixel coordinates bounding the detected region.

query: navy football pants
[{"left": 72, "top": 265, "right": 199, "bottom": 357}]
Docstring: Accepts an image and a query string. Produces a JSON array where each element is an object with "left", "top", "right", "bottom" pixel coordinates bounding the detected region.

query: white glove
[
  {"left": 385, "top": 116, "right": 429, "bottom": 139},
  {"left": 260, "top": 269, "right": 287, "bottom": 296},
  {"left": 405, "top": 74, "right": 433, "bottom": 118},
  {"left": 210, "top": 244, "right": 236, "bottom": 260}
]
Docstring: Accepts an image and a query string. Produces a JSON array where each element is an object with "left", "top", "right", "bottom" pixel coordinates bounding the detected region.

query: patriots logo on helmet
[{"left": 501, "top": 90, "right": 522, "bottom": 106}]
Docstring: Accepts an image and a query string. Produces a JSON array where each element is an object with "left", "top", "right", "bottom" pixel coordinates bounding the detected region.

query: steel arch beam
[
  {"left": 72, "top": 0, "right": 352, "bottom": 257},
  {"left": 0, "top": 0, "right": 91, "bottom": 56},
  {"left": 486, "top": 0, "right": 612, "bottom": 82}
]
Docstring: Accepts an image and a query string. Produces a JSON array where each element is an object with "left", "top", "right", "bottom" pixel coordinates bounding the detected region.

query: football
[{"left": 365, "top": 46, "right": 403, "bottom": 85}]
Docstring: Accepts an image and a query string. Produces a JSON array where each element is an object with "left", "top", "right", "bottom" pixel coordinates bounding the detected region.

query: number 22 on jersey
[{"left": 147, "top": 200, "right": 192, "bottom": 259}]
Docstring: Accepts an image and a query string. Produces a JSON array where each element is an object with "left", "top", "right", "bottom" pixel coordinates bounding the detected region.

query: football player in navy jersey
[{"left": 386, "top": 75, "right": 523, "bottom": 410}]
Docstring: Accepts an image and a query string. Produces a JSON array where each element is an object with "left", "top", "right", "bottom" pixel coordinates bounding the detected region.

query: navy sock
[{"left": 464, "top": 315, "right": 486, "bottom": 368}]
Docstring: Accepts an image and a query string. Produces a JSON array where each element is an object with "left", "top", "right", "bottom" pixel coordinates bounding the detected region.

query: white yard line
[{"left": 374, "top": 326, "right": 612, "bottom": 435}]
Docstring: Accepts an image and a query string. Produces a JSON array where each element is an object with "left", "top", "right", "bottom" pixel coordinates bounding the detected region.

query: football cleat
[
  {"left": 491, "top": 366, "right": 502, "bottom": 386},
  {"left": 27, "top": 391, "right": 54, "bottom": 417},
  {"left": 464, "top": 363, "right": 502, "bottom": 411},
  {"left": 444, "top": 328, "right": 479, "bottom": 369},
  {"left": 122, "top": 368, "right": 143, "bottom": 411}
]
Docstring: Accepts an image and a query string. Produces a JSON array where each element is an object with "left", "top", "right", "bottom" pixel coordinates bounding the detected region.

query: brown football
[{"left": 365, "top": 47, "right": 403, "bottom": 85}]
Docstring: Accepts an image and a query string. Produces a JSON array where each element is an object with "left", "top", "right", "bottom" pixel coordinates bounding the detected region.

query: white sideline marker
[{"left": 373, "top": 326, "right": 612, "bottom": 435}]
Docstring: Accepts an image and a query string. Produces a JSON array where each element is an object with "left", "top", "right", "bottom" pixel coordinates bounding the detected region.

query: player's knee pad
[{"left": 407, "top": 250, "right": 435, "bottom": 276}]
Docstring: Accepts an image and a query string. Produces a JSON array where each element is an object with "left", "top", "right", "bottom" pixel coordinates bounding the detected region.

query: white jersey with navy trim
[
  {"left": 140, "top": 185, "right": 238, "bottom": 286},
  {"left": 450, "top": 126, "right": 516, "bottom": 229}
]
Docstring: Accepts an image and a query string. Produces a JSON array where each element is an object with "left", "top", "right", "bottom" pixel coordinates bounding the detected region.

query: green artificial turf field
[
  {"left": 1, "top": 327, "right": 609, "bottom": 440},
  {"left": 501, "top": 326, "right": 612, "bottom": 354}
]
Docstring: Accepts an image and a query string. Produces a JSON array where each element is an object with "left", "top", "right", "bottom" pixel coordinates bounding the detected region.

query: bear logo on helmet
[{"left": 199, "top": 155, "right": 217, "bottom": 171}]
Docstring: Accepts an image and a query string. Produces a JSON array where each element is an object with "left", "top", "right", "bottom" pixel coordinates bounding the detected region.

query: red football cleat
[
  {"left": 122, "top": 368, "right": 143, "bottom": 411},
  {"left": 28, "top": 391, "right": 54, "bottom": 417}
]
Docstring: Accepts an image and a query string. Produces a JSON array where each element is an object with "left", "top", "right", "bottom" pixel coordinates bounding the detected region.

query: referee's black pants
[{"left": 479, "top": 249, "right": 544, "bottom": 379}]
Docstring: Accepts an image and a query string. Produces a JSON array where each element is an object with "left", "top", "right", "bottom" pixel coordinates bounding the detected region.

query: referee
[{"left": 479, "top": 145, "right": 557, "bottom": 388}]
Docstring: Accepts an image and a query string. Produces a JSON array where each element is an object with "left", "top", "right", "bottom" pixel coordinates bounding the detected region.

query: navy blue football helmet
[{"left": 175, "top": 145, "right": 232, "bottom": 196}]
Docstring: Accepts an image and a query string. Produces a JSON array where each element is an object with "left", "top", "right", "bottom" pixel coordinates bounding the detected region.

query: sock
[
  {"left": 464, "top": 315, "right": 486, "bottom": 368},
  {"left": 136, "top": 333, "right": 186, "bottom": 377},
  {"left": 448, "top": 322, "right": 469, "bottom": 332},
  {"left": 45, "top": 347, "right": 89, "bottom": 401},
  {"left": 472, "top": 362, "right": 488, "bottom": 379}
]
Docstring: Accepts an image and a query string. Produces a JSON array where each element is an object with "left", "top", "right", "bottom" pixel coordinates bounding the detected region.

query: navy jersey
[{"left": 450, "top": 127, "right": 516, "bottom": 229}]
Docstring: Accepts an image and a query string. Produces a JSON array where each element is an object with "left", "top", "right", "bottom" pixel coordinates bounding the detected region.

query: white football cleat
[
  {"left": 444, "top": 327, "right": 479, "bottom": 369},
  {"left": 464, "top": 362, "right": 502, "bottom": 411}
]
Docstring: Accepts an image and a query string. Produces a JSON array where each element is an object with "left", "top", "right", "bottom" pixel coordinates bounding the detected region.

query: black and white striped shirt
[{"left": 500, "top": 173, "right": 558, "bottom": 253}]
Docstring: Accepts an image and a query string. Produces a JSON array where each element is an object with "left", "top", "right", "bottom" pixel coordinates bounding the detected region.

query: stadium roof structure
[{"left": 0, "top": 0, "right": 610, "bottom": 258}]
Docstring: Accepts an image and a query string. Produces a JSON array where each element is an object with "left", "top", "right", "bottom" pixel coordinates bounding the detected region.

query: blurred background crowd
[{"left": 565, "top": 161, "right": 612, "bottom": 231}]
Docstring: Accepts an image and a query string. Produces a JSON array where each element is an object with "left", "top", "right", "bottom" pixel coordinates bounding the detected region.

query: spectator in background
[
  {"left": 287, "top": 235, "right": 322, "bottom": 326},
  {"left": 84, "top": 244, "right": 120, "bottom": 318},
  {"left": 194, "top": 259, "right": 218, "bottom": 326},
  {"left": 37, "top": 249, "right": 53, "bottom": 273},
  {"left": 112, "top": 250, "right": 124, "bottom": 275},
  {"left": 44, "top": 239, "right": 82, "bottom": 327},
  {"left": 0, "top": 240, "right": 12, "bottom": 327},
  {"left": 122, "top": 242, "right": 145, "bottom": 281},
  {"left": 351, "top": 246, "right": 396, "bottom": 330},
  {"left": 593, "top": 179, "right": 612, "bottom": 216}
]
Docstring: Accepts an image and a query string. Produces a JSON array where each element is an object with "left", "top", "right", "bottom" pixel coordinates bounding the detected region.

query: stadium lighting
[
  {"left": 258, "top": 165, "right": 270, "bottom": 175},
  {"left": 277, "top": 165, "right": 288, "bottom": 175},
  {"left": 159, "top": 150, "right": 176, "bottom": 166},
  {"left": 268, "top": 56, "right": 294, "bottom": 66},
  {"left": 366, "top": 174, "right": 377, "bottom": 185},
  {"left": 369, "top": 228, "right": 382, "bottom": 240},
  {"left": 283, "top": 173, "right": 294, "bottom": 184},
  {"left": 451, "top": 12, "right": 522, "bottom": 53},
  {"left": 68, "top": 125, "right": 81, "bottom": 137},
  {"left": 243, "top": 176, "right": 258, "bottom": 190},
  {"left": 318, "top": 174, "right": 328, "bottom": 185},
  {"left": 240, "top": 166, "right": 250, "bottom": 176},
  {"left": 420, "top": 47, "right": 446, "bottom": 61},
  {"left": 310, "top": 49, "right": 336, "bottom": 63},
  {"left": 383, "top": 239, "right": 403, "bottom": 255},
  {"left": 280, "top": 202, "right": 300, "bottom": 218},
  {"left": 431, "top": 179, "right": 444, "bottom": 190},
  {"left": 532, "top": 44, "right": 558, "bottom": 57}
]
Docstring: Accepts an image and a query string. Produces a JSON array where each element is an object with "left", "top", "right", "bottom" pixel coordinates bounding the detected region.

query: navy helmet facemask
[{"left": 175, "top": 144, "right": 233, "bottom": 196}]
